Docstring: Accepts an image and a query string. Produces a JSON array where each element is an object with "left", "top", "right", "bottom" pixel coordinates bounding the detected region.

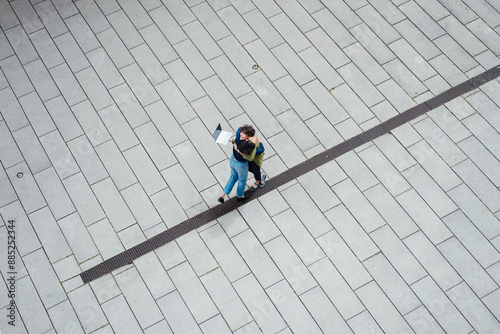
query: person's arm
[
  {"left": 256, "top": 142, "right": 265, "bottom": 154},
  {"left": 242, "top": 142, "right": 259, "bottom": 162}
]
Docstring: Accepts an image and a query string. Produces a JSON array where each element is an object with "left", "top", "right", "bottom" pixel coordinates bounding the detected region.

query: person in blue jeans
[{"left": 218, "top": 139, "right": 256, "bottom": 203}]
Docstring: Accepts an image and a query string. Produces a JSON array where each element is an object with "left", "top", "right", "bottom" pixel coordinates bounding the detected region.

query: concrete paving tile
[
  {"left": 144, "top": 99, "right": 187, "bottom": 147},
  {"left": 12, "top": 125, "right": 51, "bottom": 174},
  {"left": 458, "top": 136, "right": 500, "bottom": 187},
  {"left": 51, "top": 0, "right": 79, "bottom": 19},
  {"left": 168, "top": 261, "right": 219, "bottom": 323},
  {"left": 183, "top": 21, "right": 222, "bottom": 61},
  {"left": 34, "top": 167, "right": 76, "bottom": 219},
  {"left": 466, "top": 0, "right": 500, "bottom": 25},
  {"left": 448, "top": 183, "right": 500, "bottom": 239},
  {"left": 474, "top": 50, "right": 499, "bottom": 70},
  {"left": 0, "top": 124, "right": 24, "bottom": 174},
  {"left": 250, "top": 0, "right": 281, "bottom": 17},
  {"left": 115, "top": 267, "right": 164, "bottom": 329},
  {"left": 267, "top": 131, "right": 306, "bottom": 168},
  {"left": 49, "top": 64, "right": 86, "bottom": 107},
  {"left": 344, "top": 43, "right": 389, "bottom": 86},
  {"left": 137, "top": 30, "right": 176, "bottom": 70},
  {"left": 356, "top": 4, "right": 400, "bottom": 44},
  {"left": 412, "top": 277, "right": 472, "bottom": 333},
  {"left": 435, "top": 34, "right": 479, "bottom": 72},
  {"left": 405, "top": 231, "right": 462, "bottom": 290},
  {"left": 131, "top": 253, "right": 173, "bottom": 300},
  {"left": 439, "top": 234, "right": 498, "bottom": 297},
  {"left": 334, "top": 117, "right": 363, "bottom": 140},
  {"left": 462, "top": 113, "right": 500, "bottom": 161},
  {"left": 157, "top": 291, "right": 203, "bottom": 334},
  {"left": 467, "top": 91, "right": 500, "bottom": 133},
  {"left": 356, "top": 281, "right": 414, "bottom": 333},
  {"left": 199, "top": 315, "right": 232, "bottom": 334},
  {"left": 215, "top": 209, "right": 247, "bottom": 237},
  {"left": 480, "top": 78, "right": 500, "bottom": 108},
  {"left": 63, "top": 14, "right": 100, "bottom": 54},
  {"left": 182, "top": 118, "right": 226, "bottom": 167},
  {"left": 300, "top": 286, "right": 353, "bottom": 334},
  {"left": 62, "top": 173, "right": 105, "bottom": 227},
  {"left": 440, "top": 0, "right": 478, "bottom": 23},
  {"left": 296, "top": 0, "right": 324, "bottom": 13},
  {"left": 199, "top": 76, "right": 243, "bottom": 120},
  {"left": 1, "top": 201, "right": 41, "bottom": 257},
  {"left": 271, "top": 43, "right": 316, "bottom": 85},
  {"left": 101, "top": 295, "right": 142, "bottom": 334},
  {"left": 7, "top": 161, "right": 46, "bottom": 214},
  {"left": 443, "top": 96, "right": 476, "bottom": 120},
  {"left": 232, "top": 197, "right": 278, "bottom": 241},
  {"left": 39, "top": 130, "right": 79, "bottom": 179},
  {"left": 364, "top": 253, "right": 421, "bottom": 315},
  {"left": 124, "top": 144, "right": 166, "bottom": 195},
  {"left": 118, "top": 223, "right": 145, "bottom": 248},
  {"left": 270, "top": 77, "right": 315, "bottom": 121},
  {"left": 5, "top": 25, "right": 38, "bottom": 65},
  {"left": 389, "top": 38, "right": 437, "bottom": 81},
  {"left": 23, "top": 59, "right": 59, "bottom": 102},
  {"left": 321, "top": 0, "right": 361, "bottom": 28},
  {"left": 68, "top": 284, "right": 108, "bottom": 332},
  {"left": 0, "top": 87, "right": 29, "bottom": 131},
  {"left": 161, "top": 0, "right": 196, "bottom": 25},
  {"left": 75, "top": 0, "right": 110, "bottom": 34},
  {"left": 233, "top": 274, "right": 286, "bottom": 333},
  {"left": 114, "top": 0, "right": 152, "bottom": 30},
  {"left": 47, "top": 299, "right": 85, "bottom": 334},
  {"left": 424, "top": 74, "right": 451, "bottom": 97},
  {"left": 306, "top": 29, "right": 346, "bottom": 69},
  {"left": 54, "top": 32, "right": 91, "bottom": 73},
  {"left": 29, "top": 28, "right": 64, "bottom": 70},
  {"left": 349, "top": 23, "right": 395, "bottom": 64},
  {"left": 120, "top": 63, "right": 161, "bottom": 107},
  {"left": 275, "top": 0, "right": 317, "bottom": 32},
  {"left": 482, "top": 288, "right": 500, "bottom": 321},
  {"left": 95, "top": 140, "right": 137, "bottom": 190},
  {"left": 305, "top": 113, "right": 344, "bottom": 149},
  {"left": 92, "top": 178, "right": 136, "bottom": 231},
  {"left": 154, "top": 239, "right": 186, "bottom": 271},
  {"left": 266, "top": 280, "right": 321, "bottom": 333},
  {"left": 326, "top": 204, "right": 379, "bottom": 261},
  {"left": 390, "top": 124, "right": 422, "bottom": 149},
  {"left": 107, "top": 11, "right": 142, "bottom": 49},
  {"left": 405, "top": 305, "right": 445, "bottom": 334},
  {"left": 430, "top": 54, "right": 470, "bottom": 86},
  {"left": 276, "top": 109, "right": 319, "bottom": 151},
  {"left": 96, "top": 28, "right": 134, "bottom": 70},
  {"left": 144, "top": 320, "right": 173, "bottom": 334},
  {"left": 303, "top": 79, "right": 349, "bottom": 125},
  {"left": 52, "top": 255, "right": 81, "bottom": 282},
  {"left": 232, "top": 229, "right": 283, "bottom": 289},
  {"left": 347, "top": 311, "right": 383, "bottom": 334},
  {"left": 264, "top": 235, "right": 317, "bottom": 295},
  {"left": 400, "top": 1, "right": 445, "bottom": 40},
  {"left": 243, "top": 9, "right": 284, "bottom": 49},
  {"left": 454, "top": 159, "right": 500, "bottom": 213},
  {"left": 176, "top": 229, "right": 218, "bottom": 275},
  {"left": 297, "top": 170, "right": 340, "bottom": 212},
  {"left": 75, "top": 67, "right": 114, "bottom": 111},
  {"left": 223, "top": 0, "right": 255, "bottom": 14},
  {"left": 383, "top": 58, "right": 427, "bottom": 97},
  {"left": 164, "top": 58, "right": 206, "bottom": 102},
  {"left": 336, "top": 151, "right": 378, "bottom": 191},
  {"left": 1, "top": 56, "right": 34, "bottom": 97},
  {"left": 44, "top": 96, "right": 84, "bottom": 142},
  {"left": 245, "top": 39, "right": 286, "bottom": 81},
  {"left": 16, "top": 276, "right": 53, "bottom": 334},
  {"left": 87, "top": 48, "right": 124, "bottom": 89},
  {"left": 33, "top": 0, "right": 67, "bottom": 38},
  {"left": 214, "top": 7, "right": 255, "bottom": 45},
  {"left": 332, "top": 179, "right": 385, "bottom": 232},
  {"left": 87, "top": 217, "right": 125, "bottom": 259},
  {"left": 299, "top": 46, "right": 343, "bottom": 90},
  {"left": 317, "top": 229, "right": 372, "bottom": 289},
  {"left": 201, "top": 224, "right": 250, "bottom": 282},
  {"left": 270, "top": 13, "right": 311, "bottom": 52},
  {"left": 121, "top": 183, "right": 162, "bottom": 231},
  {"left": 150, "top": 188, "right": 187, "bottom": 228},
  {"left": 370, "top": 224, "right": 427, "bottom": 284},
  {"left": 190, "top": 2, "right": 230, "bottom": 42},
  {"left": 404, "top": 164, "right": 458, "bottom": 218},
  {"left": 0, "top": 0, "right": 19, "bottom": 30},
  {"left": 108, "top": 87, "right": 148, "bottom": 130},
  {"left": 428, "top": 105, "right": 471, "bottom": 143},
  {"left": 175, "top": 38, "right": 215, "bottom": 80},
  {"left": 201, "top": 268, "right": 252, "bottom": 330},
  {"left": 447, "top": 282, "right": 500, "bottom": 333},
  {"left": 488, "top": 261, "right": 500, "bottom": 285},
  {"left": 246, "top": 71, "right": 290, "bottom": 116},
  {"left": 394, "top": 19, "right": 441, "bottom": 60}
]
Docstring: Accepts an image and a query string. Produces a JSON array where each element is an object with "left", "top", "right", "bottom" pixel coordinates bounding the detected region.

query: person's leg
[
  {"left": 234, "top": 160, "right": 249, "bottom": 197},
  {"left": 222, "top": 156, "right": 238, "bottom": 196},
  {"left": 249, "top": 161, "right": 261, "bottom": 182}
]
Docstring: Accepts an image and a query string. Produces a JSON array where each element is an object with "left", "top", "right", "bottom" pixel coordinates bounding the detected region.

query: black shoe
[
  {"left": 259, "top": 174, "right": 267, "bottom": 188},
  {"left": 237, "top": 191, "right": 253, "bottom": 201},
  {"left": 217, "top": 197, "right": 224, "bottom": 203},
  {"left": 249, "top": 182, "right": 259, "bottom": 191}
]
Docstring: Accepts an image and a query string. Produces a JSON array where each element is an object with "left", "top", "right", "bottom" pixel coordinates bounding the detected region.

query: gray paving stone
[
  {"left": 120, "top": 64, "right": 161, "bottom": 108},
  {"left": 344, "top": 44, "right": 389, "bottom": 86},
  {"left": 482, "top": 289, "right": 500, "bottom": 321},
  {"left": 106, "top": 11, "right": 143, "bottom": 49},
  {"left": 233, "top": 273, "right": 286, "bottom": 333},
  {"left": 458, "top": 137, "right": 500, "bottom": 189},
  {"left": 467, "top": 91, "right": 500, "bottom": 133},
  {"left": 243, "top": 10, "right": 284, "bottom": 49},
  {"left": 87, "top": 217, "right": 125, "bottom": 260},
  {"left": 144, "top": 99, "right": 187, "bottom": 148},
  {"left": 336, "top": 151, "right": 378, "bottom": 191},
  {"left": 448, "top": 184, "right": 500, "bottom": 239},
  {"left": 271, "top": 43, "right": 316, "bottom": 86},
  {"left": 438, "top": 235, "right": 498, "bottom": 297},
  {"left": 463, "top": 116, "right": 500, "bottom": 162},
  {"left": 305, "top": 113, "right": 344, "bottom": 149},
  {"left": 349, "top": 23, "right": 395, "bottom": 64},
  {"left": 154, "top": 239, "right": 185, "bottom": 272},
  {"left": 403, "top": 164, "right": 458, "bottom": 218},
  {"left": 275, "top": 0, "right": 317, "bottom": 33},
  {"left": 24, "top": 59, "right": 59, "bottom": 102},
  {"left": 38, "top": 131, "right": 78, "bottom": 180},
  {"left": 75, "top": 0, "right": 110, "bottom": 34},
  {"left": 200, "top": 224, "right": 250, "bottom": 281},
  {"left": 264, "top": 235, "right": 317, "bottom": 295},
  {"left": 356, "top": 281, "right": 414, "bottom": 333},
  {"left": 405, "top": 230, "right": 462, "bottom": 290},
  {"left": 320, "top": 0, "right": 361, "bottom": 28},
  {"left": 480, "top": 78, "right": 500, "bottom": 108},
  {"left": 33, "top": 0, "right": 68, "bottom": 38},
  {"left": 317, "top": 229, "right": 372, "bottom": 289},
  {"left": 394, "top": 19, "right": 441, "bottom": 60},
  {"left": 96, "top": 29, "right": 134, "bottom": 70},
  {"left": 86, "top": 49, "right": 124, "bottom": 89},
  {"left": 429, "top": 54, "right": 469, "bottom": 86},
  {"left": 326, "top": 204, "right": 379, "bottom": 261},
  {"left": 198, "top": 77, "right": 242, "bottom": 121},
  {"left": 47, "top": 299, "right": 85, "bottom": 334},
  {"left": 300, "top": 286, "right": 353, "bottom": 334},
  {"left": 182, "top": 118, "right": 226, "bottom": 167},
  {"left": 144, "top": 320, "right": 174, "bottom": 334},
  {"left": 101, "top": 295, "right": 142, "bottom": 334},
  {"left": 267, "top": 131, "right": 306, "bottom": 168},
  {"left": 266, "top": 280, "right": 321, "bottom": 333},
  {"left": 0, "top": 126, "right": 24, "bottom": 177},
  {"left": 303, "top": 80, "right": 349, "bottom": 125},
  {"left": 49, "top": 64, "right": 86, "bottom": 107},
  {"left": 487, "top": 261, "right": 500, "bottom": 285},
  {"left": 92, "top": 178, "right": 136, "bottom": 231},
  {"left": 176, "top": 230, "right": 217, "bottom": 276},
  {"left": 190, "top": 2, "right": 229, "bottom": 42},
  {"left": 400, "top": 1, "right": 445, "bottom": 40},
  {"left": 164, "top": 58, "right": 206, "bottom": 102},
  {"left": 364, "top": 253, "right": 421, "bottom": 315},
  {"left": 412, "top": 278, "right": 470, "bottom": 334},
  {"left": 174, "top": 38, "right": 215, "bottom": 81},
  {"left": 52, "top": 255, "right": 81, "bottom": 283},
  {"left": 114, "top": 0, "right": 152, "bottom": 30},
  {"left": 435, "top": 34, "right": 479, "bottom": 72},
  {"left": 24, "top": 248, "right": 66, "bottom": 308},
  {"left": 0, "top": 0, "right": 19, "bottom": 30},
  {"left": 183, "top": 20, "right": 222, "bottom": 61},
  {"left": 157, "top": 291, "right": 202, "bottom": 334},
  {"left": 121, "top": 183, "right": 161, "bottom": 231},
  {"left": 246, "top": 71, "right": 289, "bottom": 115},
  {"left": 35, "top": 167, "right": 76, "bottom": 219},
  {"left": 62, "top": 172, "right": 105, "bottom": 227},
  {"left": 162, "top": 0, "right": 196, "bottom": 25},
  {"left": 276, "top": 110, "right": 318, "bottom": 151},
  {"left": 12, "top": 125, "right": 51, "bottom": 174},
  {"left": 51, "top": 0, "right": 79, "bottom": 19},
  {"left": 454, "top": 159, "right": 500, "bottom": 213},
  {"left": 5, "top": 25, "right": 38, "bottom": 65},
  {"left": 405, "top": 305, "right": 445, "bottom": 334},
  {"left": 94, "top": 139, "right": 136, "bottom": 189},
  {"left": 335, "top": 117, "right": 363, "bottom": 140},
  {"left": 1, "top": 55, "right": 34, "bottom": 97},
  {"left": 168, "top": 261, "right": 219, "bottom": 323},
  {"left": 150, "top": 189, "right": 186, "bottom": 227},
  {"left": 54, "top": 32, "right": 91, "bottom": 73},
  {"left": 123, "top": 144, "right": 166, "bottom": 195},
  {"left": 332, "top": 179, "right": 385, "bottom": 232},
  {"left": 428, "top": 106, "right": 471, "bottom": 144},
  {"left": 29, "top": 28, "right": 64, "bottom": 70},
  {"left": 299, "top": 46, "right": 343, "bottom": 90},
  {"left": 347, "top": 311, "right": 383, "bottom": 334},
  {"left": 201, "top": 268, "right": 252, "bottom": 330},
  {"left": 390, "top": 38, "right": 437, "bottom": 82},
  {"left": 297, "top": 170, "right": 340, "bottom": 212},
  {"left": 118, "top": 223, "right": 145, "bottom": 249},
  {"left": 63, "top": 14, "right": 100, "bottom": 53},
  {"left": 273, "top": 76, "right": 318, "bottom": 121},
  {"left": 109, "top": 89, "right": 148, "bottom": 131},
  {"left": 216, "top": 210, "right": 248, "bottom": 239},
  {"left": 357, "top": 4, "right": 400, "bottom": 44},
  {"left": 161, "top": 164, "right": 203, "bottom": 211},
  {"left": 44, "top": 99, "right": 82, "bottom": 144},
  {"left": 0, "top": 87, "right": 30, "bottom": 132},
  {"left": 447, "top": 282, "right": 500, "bottom": 332},
  {"left": 68, "top": 285, "right": 108, "bottom": 332},
  {"left": 16, "top": 276, "right": 53, "bottom": 334},
  {"left": 199, "top": 315, "right": 231, "bottom": 334},
  {"left": 237, "top": 94, "right": 281, "bottom": 139},
  {"left": 269, "top": 13, "right": 311, "bottom": 53},
  {"left": 444, "top": 96, "right": 477, "bottom": 121},
  {"left": 383, "top": 58, "right": 428, "bottom": 97},
  {"left": 245, "top": 39, "right": 286, "bottom": 81},
  {"left": 114, "top": 267, "right": 163, "bottom": 329},
  {"left": 6, "top": 161, "right": 46, "bottom": 214},
  {"left": 370, "top": 224, "right": 427, "bottom": 284},
  {"left": 236, "top": 199, "right": 280, "bottom": 244}
]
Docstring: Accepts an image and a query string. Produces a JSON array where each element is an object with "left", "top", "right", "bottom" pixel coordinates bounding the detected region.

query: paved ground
[{"left": 1, "top": 0, "right": 500, "bottom": 333}]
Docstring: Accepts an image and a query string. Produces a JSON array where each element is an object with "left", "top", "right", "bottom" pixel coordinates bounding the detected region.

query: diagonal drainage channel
[{"left": 81, "top": 65, "right": 500, "bottom": 284}]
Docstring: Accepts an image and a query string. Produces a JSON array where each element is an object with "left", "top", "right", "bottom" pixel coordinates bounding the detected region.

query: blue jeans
[{"left": 223, "top": 155, "right": 248, "bottom": 197}]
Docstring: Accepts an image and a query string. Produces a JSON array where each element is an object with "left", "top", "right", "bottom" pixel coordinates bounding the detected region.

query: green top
[{"left": 241, "top": 141, "right": 264, "bottom": 167}]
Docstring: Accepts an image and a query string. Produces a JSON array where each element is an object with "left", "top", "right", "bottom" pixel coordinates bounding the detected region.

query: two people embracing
[{"left": 218, "top": 124, "right": 266, "bottom": 203}]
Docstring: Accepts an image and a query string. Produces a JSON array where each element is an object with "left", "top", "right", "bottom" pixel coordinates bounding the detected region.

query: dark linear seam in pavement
[{"left": 80, "top": 65, "right": 500, "bottom": 284}]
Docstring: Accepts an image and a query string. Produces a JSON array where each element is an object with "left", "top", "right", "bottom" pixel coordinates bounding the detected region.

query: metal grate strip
[{"left": 80, "top": 65, "right": 500, "bottom": 284}]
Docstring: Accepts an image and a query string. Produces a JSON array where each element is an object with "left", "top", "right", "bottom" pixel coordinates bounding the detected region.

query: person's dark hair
[
  {"left": 237, "top": 140, "right": 255, "bottom": 155},
  {"left": 240, "top": 124, "right": 255, "bottom": 137}
]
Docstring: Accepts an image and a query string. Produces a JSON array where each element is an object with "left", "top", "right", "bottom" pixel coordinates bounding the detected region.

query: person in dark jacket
[{"left": 235, "top": 125, "right": 266, "bottom": 191}]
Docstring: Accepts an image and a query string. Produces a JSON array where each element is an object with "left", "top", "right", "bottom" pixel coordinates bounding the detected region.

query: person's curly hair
[
  {"left": 237, "top": 140, "right": 255, "bottom": 155},
  {"left": 240, "top": 124, "right": 255, "bottom": 137}
]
